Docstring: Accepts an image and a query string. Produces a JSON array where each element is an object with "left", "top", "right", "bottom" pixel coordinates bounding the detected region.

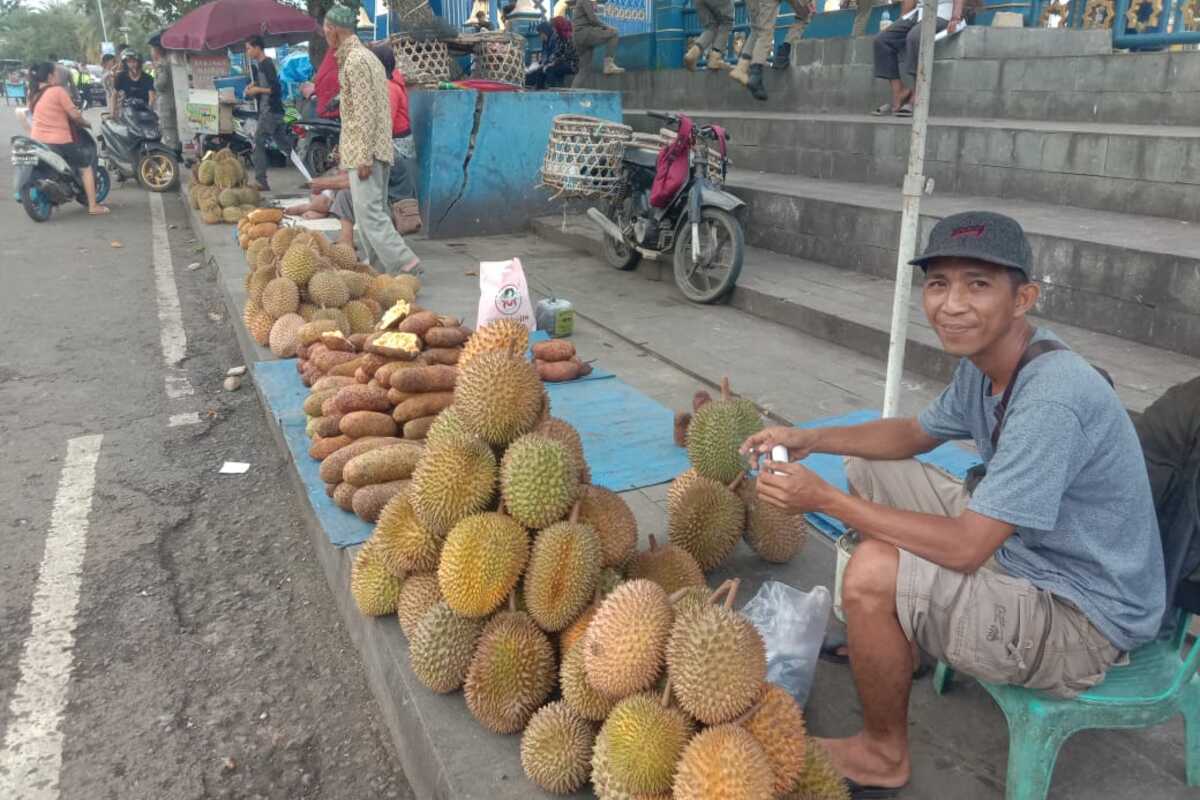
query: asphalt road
[{"left": 0, "top": 110, "right": 411, "bottom": 799}]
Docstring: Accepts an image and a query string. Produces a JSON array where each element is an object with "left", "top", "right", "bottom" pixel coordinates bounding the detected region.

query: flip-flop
[
  {"left": 399, "top": 258, "right": 424, "bottom": 277},
  {"left": 895, "top": 104, "right": 913, "bottom": 117},
  {"left": 846, "top": 778, "right": 905, "bottom": 799},
  {"left": 820, "top": 629, "right": 850, "bottom": 665},
  {"left": 870, "top": 103, "right": 893, "bottom": 116},
  {"left": 88, "top": 206, "right": 111, "bottom": 216}
]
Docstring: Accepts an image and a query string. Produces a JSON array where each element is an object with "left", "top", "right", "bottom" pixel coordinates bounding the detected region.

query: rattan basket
[
  {"left": 392, "top": 35, "right": 451, "bottom": 87},
  {"left": 471, "top": 32, "right": 527, "bottom": 86},
  {"left": 541, "top": 115, "right": 634, "bottom": 198}
]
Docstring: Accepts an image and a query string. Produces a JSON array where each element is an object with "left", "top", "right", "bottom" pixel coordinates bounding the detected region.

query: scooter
[
  {"left": 10, "top": 129, "right": 111, "bottom": 223},
  {"left": 99, "top": 98, "right": 179, "bottom": 192},
  {"left": 292, "top": 116, "right": 340, "bottom": 177},
  {"left": 587, "top": 111, "right": 746, "bottom": 304}
]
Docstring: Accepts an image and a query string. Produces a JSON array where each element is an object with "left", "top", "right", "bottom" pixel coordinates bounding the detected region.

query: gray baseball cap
[{"left": 910, "top": 211, "right": 1033, "bottom": 278}]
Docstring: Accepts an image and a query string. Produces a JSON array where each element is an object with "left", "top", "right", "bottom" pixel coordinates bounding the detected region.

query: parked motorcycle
[
  {"left": 99, "top": 98, "right": 179, "bottom": 192},
  {"left": 588, "top": 111, "right": 745, "bottom": 304},
  {"left": 196, "top": 107, "right": 294, "bottom": 173},
  {"left": 10, "top": 130, "right": 111, "bottom": 223},
  {"left": 292, "top": 116, "right": 340, "bottom": 177}
]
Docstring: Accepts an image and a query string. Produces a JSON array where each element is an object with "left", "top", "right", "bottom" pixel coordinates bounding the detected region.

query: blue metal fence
[{"left": 598, "top": 0, "right": 658, "bottom": 35}]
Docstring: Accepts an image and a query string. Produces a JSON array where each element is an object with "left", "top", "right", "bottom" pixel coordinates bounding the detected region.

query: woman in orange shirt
[{"left": 28, "top": 61, "right": 109, "bottom": 215}]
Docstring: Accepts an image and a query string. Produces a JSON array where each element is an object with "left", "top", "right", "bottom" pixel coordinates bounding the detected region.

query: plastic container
[
  {"left": 742, "top": 581, "right": 832, "bottom": 706},
  {"left": 535, "top": 297, "right": 575, "bottom": 338},
  {"left": 214, "top": 75, "right": 251, "bottom": 102}
]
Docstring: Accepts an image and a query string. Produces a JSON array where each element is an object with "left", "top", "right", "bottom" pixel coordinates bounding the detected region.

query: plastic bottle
[{"left": 881, "top": 8, "right": 894, "bottom": 29}]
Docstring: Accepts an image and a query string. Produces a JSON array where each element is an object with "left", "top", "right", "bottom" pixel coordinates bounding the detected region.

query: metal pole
[
  {"left": 95, "top": 0, "right": 109, "bottom": 43},
  {"left": 881, "top": 0, "right": 938, "bottom": 417}
]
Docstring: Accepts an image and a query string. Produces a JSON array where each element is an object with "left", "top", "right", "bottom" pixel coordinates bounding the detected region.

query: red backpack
[{"left": 649, "top": 114, "right": 693, "bottom": 209}]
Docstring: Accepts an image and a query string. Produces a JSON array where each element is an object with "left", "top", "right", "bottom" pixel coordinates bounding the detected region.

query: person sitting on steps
[
  {"left": 741, "top": 211, "right": 1165, "bottom": 797},
  {"left": 872, "top": 0, "right": 963, "bottom": 116},
  {"left": 683, "top": 0, "right": 734, "bottom": 72},
  {"left": 570, "top": 0, "right": 625, "bottom": 86},
  {"left": 730, "top": 0, "right": 813, "bottom": 100}
]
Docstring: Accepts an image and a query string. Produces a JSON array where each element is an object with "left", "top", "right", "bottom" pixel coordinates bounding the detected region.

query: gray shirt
[{"left": 919, "top": 328, "right": 1165, "bottom": 651}]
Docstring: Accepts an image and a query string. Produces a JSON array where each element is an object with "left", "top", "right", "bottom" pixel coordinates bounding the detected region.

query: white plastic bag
[
  {"left": 741, "top": 581, "right": 832, "bottom": 706},
  {"left": 477, "top": 258, "right": 535, "bottom": 332}
]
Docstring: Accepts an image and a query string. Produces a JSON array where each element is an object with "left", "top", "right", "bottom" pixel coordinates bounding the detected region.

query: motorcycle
[
  {"left": 195, "top": 107, "right": 294, "bottom": 173},
  {"left": 587, "top": 111, "right": 746, "bottom": 304},
  {"left": 292, "top": 116, "right": 340, "bottom": 177},
  {"left": 99, "top": 98, "right": 179, "bottom": 192},
  {"left": 10, "top": 129, "right": 111, "bottom": 223}
]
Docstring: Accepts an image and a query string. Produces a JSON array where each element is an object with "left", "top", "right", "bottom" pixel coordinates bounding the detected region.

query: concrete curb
[{"left": 179, "top": 190, "right": 580, "bottom": 800}]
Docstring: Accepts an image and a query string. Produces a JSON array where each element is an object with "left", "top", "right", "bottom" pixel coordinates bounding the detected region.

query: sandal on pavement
[
  {"left": 820, "top": 629, "right": 850, "bottom": 665},
  {"left": 895, "top": 104, "right": 913, "bottom": 117},
  {"left": 845, "top": 778, "right": 904, "bottom": 799},
  {"left": 870, "top": 103, "right": 893, "bottom": 116},
  {"left": 88, "top": 206, "right": 111, "bottom": 216},
  {"left": 399, "top": 258, "right": 424, "bottom": 277}
]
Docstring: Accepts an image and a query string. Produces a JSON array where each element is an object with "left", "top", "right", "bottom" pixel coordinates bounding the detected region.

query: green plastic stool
[{"left": 932, "top": 609, "right": 1200, "bottom": 800}]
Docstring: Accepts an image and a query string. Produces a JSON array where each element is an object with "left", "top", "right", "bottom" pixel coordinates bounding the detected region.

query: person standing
[
  {"left": 100, "top": 53, "right": 117, "bottom": 110},
  {"left": 684, "top": 0, "right": 734, "bottom": 72},
  {"left": 244, "top": 35, "right": 290, "bottom": 192},
  {"left": 570, "top": 0, "right": 625, "bottom": 87},
  {"left": 149, "top": 38, "right": 179, "bottom": 151},
  {"left": 871, "top": 0, "right": 963, "bottom": 116},
  {"left": 323, "top": 5, "right": 420, "bottom": 275}
]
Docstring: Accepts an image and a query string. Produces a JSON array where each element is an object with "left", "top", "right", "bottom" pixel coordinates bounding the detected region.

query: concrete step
[
  {"left": 795, "top": 27, "right": 1114, "bottom": 63},
  {"left": 586, "top": 47, "right": 1200, "bottom": 126},
  {"left": 626, "top": 110, "right": 1200, "bottom": 224},
  {"left": 719, "top": 170, "right": 1200, "bottom": 358},
  {"left": 530, "top": 214, "right": 1200, "bottom": 414}
]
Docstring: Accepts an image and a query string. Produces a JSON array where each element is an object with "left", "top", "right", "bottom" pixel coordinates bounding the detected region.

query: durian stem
[
  {"left": 498, "top": 499, "right": 507, "bottom": 515},
  {"left": 720, "top": 376, "right": 731, "bottom": 402},
  {"left": 509, "top": 591, "right": 517, "bottom": 612},
  {"left": 723, "top": 578, "right": 741, "bottom": 609},
  {"left": 707, "top": 580, "right": 733, "bottom": 605},
  {"left": 569, "top": 501, "right": 581, "bottom": 524},
  {"left": 731, "top": 694, "right": 766, "bottom": 726},
  {"left": 668, "top": 587, "right": 692, "bottom": 604},
  {"left": 728, "top": 472, "right": 746, "bottom": 492},
  {"left": 648, "top": 534, "right": 659, "bottom": 552},
  {"left": 660, "top": 678, "right": 672, "bottom": 708}
]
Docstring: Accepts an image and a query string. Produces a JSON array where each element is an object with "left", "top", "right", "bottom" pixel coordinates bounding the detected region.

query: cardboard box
[{"left": 185, "top": 89, "right": 234, "bottom": 135}]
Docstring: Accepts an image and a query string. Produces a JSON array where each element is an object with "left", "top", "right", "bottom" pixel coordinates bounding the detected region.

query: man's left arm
[{"left": 759, "top": 462, "right": 1013, "bottom": 573}]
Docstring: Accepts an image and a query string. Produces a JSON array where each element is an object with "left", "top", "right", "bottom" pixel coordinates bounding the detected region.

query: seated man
[
  {"left": 871, "top": 0, "right": 962, "bottom": 116},
  {"left": 744, "top": 211, "right": 1165, "bottom": 794}
]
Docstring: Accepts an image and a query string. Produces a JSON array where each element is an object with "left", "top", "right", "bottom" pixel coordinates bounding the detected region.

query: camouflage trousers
[{"left": 738, "top": 0, "right": 812, "bottom": 64}]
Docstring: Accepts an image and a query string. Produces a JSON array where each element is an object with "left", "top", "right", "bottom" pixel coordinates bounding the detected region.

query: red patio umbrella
[{"left": 161, "top": 0, "right": 320, "bottom": 52}]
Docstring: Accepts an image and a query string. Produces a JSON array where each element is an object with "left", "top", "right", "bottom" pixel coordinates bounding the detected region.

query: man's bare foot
[{"left": 814, "top": 734, "right": 910, "bottom": 789}]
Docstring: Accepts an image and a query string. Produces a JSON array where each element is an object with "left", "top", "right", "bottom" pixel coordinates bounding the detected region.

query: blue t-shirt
[{"left": 918, "top": 328, "right": 1165, "bottom": 652}]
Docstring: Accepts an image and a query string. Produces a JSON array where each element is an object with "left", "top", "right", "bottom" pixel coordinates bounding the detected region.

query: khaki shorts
[{"left": 845, "top": 457, "right": 1124, "bottom": 699}]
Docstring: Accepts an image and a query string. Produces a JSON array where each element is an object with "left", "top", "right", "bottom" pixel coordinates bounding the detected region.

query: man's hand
[
  {"left": 356, "top": 164, "right": 372, "bottom": 181},
  {"left": 740, "top": 425, "right": 821, "bottom": 468},
  {"left": 756, "top": 462, "right": 836, "bottom": 515}
]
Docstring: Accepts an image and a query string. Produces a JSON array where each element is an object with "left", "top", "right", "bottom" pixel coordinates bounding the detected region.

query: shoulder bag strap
[{"left": 990, "top": 331, "right": 1069, "bottom": 450}]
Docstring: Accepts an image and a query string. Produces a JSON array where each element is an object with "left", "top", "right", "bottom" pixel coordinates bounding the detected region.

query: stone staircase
[{"left": 531, "top": 27, "right": 1200, "bottom": 406}]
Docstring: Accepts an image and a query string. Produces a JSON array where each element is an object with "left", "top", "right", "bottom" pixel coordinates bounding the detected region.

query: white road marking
[
  {"left": 149, "top": 193, "right": 194, "bottom": 400},
  {"left": 0, "top": 434, "right": 103, "bottom": 800},
  {"left": 168, "top": 411, "right": 201, "bottom": 427}
]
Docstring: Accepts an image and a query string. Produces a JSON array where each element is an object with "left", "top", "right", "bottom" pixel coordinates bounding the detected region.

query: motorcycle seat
[{"left": 622, "top": 146, "right": 660, "bottom": 170}]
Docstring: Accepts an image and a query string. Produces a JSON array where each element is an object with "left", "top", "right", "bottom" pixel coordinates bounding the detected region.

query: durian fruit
[
  {"left": 520, "top": 701, "right": 596, "bottom": 795},
  {"left": 583, "top": 579, "right": 673, "bottom": 699},
  {"left": 394, "top": 272, "right": 421, "bottom": 297},
  {"left": 350, "top": 542, "right": 405, "bottom": 616},
  {"left": 218, "top": 188, "right": 240, "bottom": 208},
  {"left": 308, "top": 269, "right": 350, "bottom": 308},
  {"left": 201, "top": 207, "right": 222, "bottom": 225},
  {"left": 597, "top": 566, "right": 624, "bottom": 596},
  {"left": 577, "top": 485, "right": 637, "bottom": 568},
  {"left": 298, "top": 302, "right": 318, "bottom": 321},
  {"left": 339, "top": 269, "right": 369, "bottom": 299},
  {"left": 460, "top": 319, "right": 531, "bottom": 367},
  {"left": 424, "top": 406, "right": 471, "bottom": 449},
  {"left": 626, "top": 535, "right": 705, "bottom": 595},
  {"left": 222, "top": 206, "right": 243, "bottom": 223},
  {"left": 312, "top": 307, "right": 350, "bottom": 334},
  {"left": 343, "top": 299, "right": 375, "bottom": 334},
  {"left": 784, "top": 743, "right": 852, "bottom": 800},
  {"left": 534, "top": 416, "right": 590, "bottom": 483},
  {"left": 268, "top": 312, "right": 305, "bottom": 358},
  {"left": 330, "top": 242, "right": 358, "bottom": 270},
  {"left": 271, "top": 226, "right": 300, "bottom": 258},
  {"left": 395, "top": 573, "right": 443, "bottom": 639},
  {"left": 372, "top": 494, "right": 441, "bottom": 573},
  {"left": 590, "top": 728, "right": 673, "bottom": 800},
  {"left": 367, "top": 274, "right": 415, "bottom": 307},
  {"left": 243, "top": 301, "right": 274, "bottom": 346},
  {"left": 666, "top": 472, "right": 744, "bottom": 573},
  {"left": 501, "top": 434, "right": 582, "bottom": 529},
  {"left": 738, "top": 478, "right": 807, "bottom": 563},
  {"left": 238, "top": 186, "right": 261, "bottom": 206},
  {"left": 455, "top": 352, "right": 544, "bottom": 448},
  {"left": 740, "top": 684, "right": 807, "bottom": 795},
  {"left": 464, "top": 610, "right": 557, "bottom": 734},
  {"left": 596, "top": 690, "right": 694, "bottom": 795},
  {"left": 670, "top": 585, "right": 711, "bottom": 618},
  {"left": 262, "top": 277, "right": 301, "bottom": 320},
  {"left": 411, "top": 433, "right": 497, "bottom": 536},
  {"left": 256, "top": 244, "right": 279, "bottom": 273},
  {"left": 246, "top": 266, "right": 274, "bottom": 305},
  {"left": 560, "top": 637, "right": 617, "bottom": 721},
  {"left": 686, "top": 377, "right": 763, "bottom": 484},
  {"left": 197, "top": 159, "right": 216, "bottom": 185},
  {"left": 559, "top": 599, "right": 599, "bottom": 657},
  {"left": 523, "top": 518, "right": 602, "bottom": 632},
  {"left": 672, "top": 724, "right": 775, "bottom": 800},
  {"left": 666, "top": 580, "right": 766, "bottom": 725},
  {"left": 280, "top": 241, "right": 318, "bottom": 286},
  {"left": 246, "top": 236, "right": 270, "bottom": 269},
  {"left": 438, "top": 512, "right": 529, "bottom": 617},
  {"left": 409, "top": 601, "right": 485, "bottom": 693}
]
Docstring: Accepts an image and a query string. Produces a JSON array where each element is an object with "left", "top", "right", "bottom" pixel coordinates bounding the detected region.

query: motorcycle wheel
[
  {"left": 600, "top": 198, "right": 641, "bottom": 272},
  {"left": 672, "top": 207, "right": 744, "bottom": 304},
  {"left": 77, "top": 165, "right": 111, "bottom": 206},
  {"left": 137, "top": 152, "right": 179, "bottom": 192},
  {"left": 21, "top": 184, "right": 52, "bottom": 223},
  {"left": 304, "top": 140, "right": 335, "bottom": 177}
]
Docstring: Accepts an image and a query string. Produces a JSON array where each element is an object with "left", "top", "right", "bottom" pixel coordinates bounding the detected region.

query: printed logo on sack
[{"left": 495, "top": 284, "right": 522, "bottom": 316}]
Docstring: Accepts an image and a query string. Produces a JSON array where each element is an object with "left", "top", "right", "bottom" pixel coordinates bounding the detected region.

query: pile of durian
[
  {"left": 188, "top": 148, "right": 261, "bottom": 224},
  {"left": 344, "top": 321, "right": 841, "bottom": 799},
  {"left": 239, "top": 221, "right": 421, "bottom": 358}
]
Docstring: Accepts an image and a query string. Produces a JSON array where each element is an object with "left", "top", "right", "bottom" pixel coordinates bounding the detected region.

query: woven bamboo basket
[
  {"left": 657, "top": 127, "right": 727, "bottom": 186},
  {"left": 472, "top": 32, "right": 527, "bottom": 86},
  {"left": 541, "top": 115, "right": 633, "bottom": 198},
  {"left": 392, "top": 36, "right": 451, "bottom": 87}
]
